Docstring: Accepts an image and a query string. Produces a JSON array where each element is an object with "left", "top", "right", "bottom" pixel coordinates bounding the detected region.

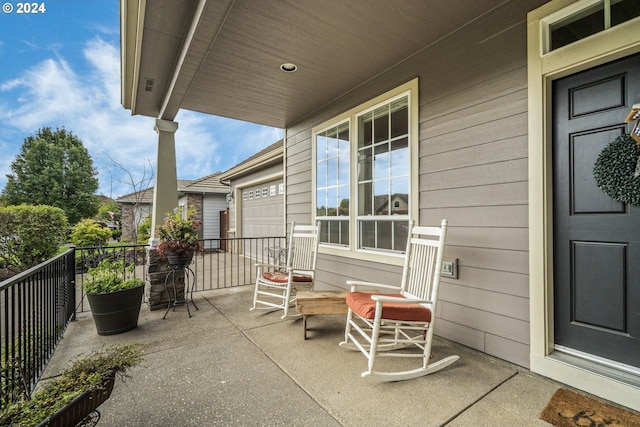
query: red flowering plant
[{"left": 155, "top": 207, "right": 202, "bottom": 257}]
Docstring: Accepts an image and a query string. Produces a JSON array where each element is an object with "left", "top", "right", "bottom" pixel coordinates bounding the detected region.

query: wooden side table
[{"left": 295, "top": 290, "right": 349, "bottom": 339}]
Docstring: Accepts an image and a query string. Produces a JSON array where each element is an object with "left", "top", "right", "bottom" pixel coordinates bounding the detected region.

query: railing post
[{"left": 67, "top": 247, "right": 76, "bottom": 321}]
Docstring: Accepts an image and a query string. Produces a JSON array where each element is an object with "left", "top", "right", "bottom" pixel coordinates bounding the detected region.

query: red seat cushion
[
  {"left": 262, "top": 271, "right": 313, "bottom": 283},
  {"left": 346, "top": 292, "right": 432, "bottom": 322}
]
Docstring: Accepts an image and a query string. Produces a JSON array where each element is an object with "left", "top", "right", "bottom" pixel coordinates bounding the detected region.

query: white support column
[{"left": 149, "top": 119, "right": 179, "bottom": 246}]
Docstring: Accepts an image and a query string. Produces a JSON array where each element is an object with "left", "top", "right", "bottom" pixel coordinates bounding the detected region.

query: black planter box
[{"left": 37, "top": 376, "right": 115, "bottom": 427}]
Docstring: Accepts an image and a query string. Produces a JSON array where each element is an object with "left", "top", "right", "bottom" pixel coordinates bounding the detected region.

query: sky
[{"left": 0, "top": 1, "right": 283, "bottom": 199}]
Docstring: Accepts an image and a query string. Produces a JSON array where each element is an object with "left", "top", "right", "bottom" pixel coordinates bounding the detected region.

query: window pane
[
  {"left": 390, "top": 138, "right": 409, "bottom": 178},
  {"left": 320, "top": 220, "right": 329, "bottom": 243},
  {"left": 376, "top": 221, "right": 392, "bottom": 250},
  {"left": 374, "top": 143, "right": 390, "bottom": 180},
  {"left": 612, "top": 0, "right": 640, "bottom": 26},
  {"left": 360, "top": 221, "right": 375, "bottom": 248},
  {"left": 391, "top": 178, "right": 408, "bottom": 215},
  {"left": 320, "top": 219, "right": 349, "bottom": 246},
  {"left": 327, "top": 220, "right": 340, "bottom": 244},
  {"left": 358, "top": 182, "right": 372, "bottom": 215},
  {"left": 316, "top": 189, "right": 327, "bottom": 216},
  {"left": 374, "top": 180, "right": 389, "bottom": 216},
  {"left": 340, "top": 220, "right": 350, "bottom": 245},
  {"left": 327, "top": 157, "right": 338, "bottom": 186},
  {"left": 338, "top": 185, "right": 349, "bottom": 216},
  {"left": 317, "top": 135, "right": 327, "bottom": 159},
  {"left": 316, "top": 160, "right": 326, "bottom": 188},
  {"left": 373, "top": 105, "right": 389, "bottom": 143},
  {"left": 357, "top": 220, "right": 408, "bottom": 251},
  {"left": 390, "top": 99, "right": 408, "bottom": 138},
  {"left": 338, "top": 123, "right": 350, "bottom": 152},
  {"left": 326, "top": 127, "right": 338, "bottom": 156},
  {"left": 550, "top": 3, "right": 603, "bottom": 50},
  {"left": 339, "top": 152, "right": 349, "bottom": 184},
  {"left": 393, "top": 220, "right": 409, "bottom": 252},
  {"left": 358, "top": 148, "right": 373, "bottom": 181},
  {"left": 359, "top": 112, "right": 373, "bottom": 148},
  {"left": 327, "top": 187, "right": 338, "bottom": 216}
]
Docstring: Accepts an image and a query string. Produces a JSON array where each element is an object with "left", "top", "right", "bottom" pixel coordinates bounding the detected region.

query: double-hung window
[
  {"left": 313, "top": 79, "right": 417, "bottom": 262},
  {"left": 316, "top": 122, "right": 350, "bottom": 246}
]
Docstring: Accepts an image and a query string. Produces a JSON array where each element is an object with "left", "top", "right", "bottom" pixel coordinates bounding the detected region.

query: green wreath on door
[{"left": 593, "top": 105, "right": 640, "bottom": 206}]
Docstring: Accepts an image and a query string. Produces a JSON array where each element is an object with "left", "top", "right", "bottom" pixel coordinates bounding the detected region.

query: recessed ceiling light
[{"left": 280, "top": 63, "right": 297, "bottom": 73}]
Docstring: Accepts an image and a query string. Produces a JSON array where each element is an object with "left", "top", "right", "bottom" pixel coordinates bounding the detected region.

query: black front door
[{"left": 553, "top": 53, "right": 640, "bottom": 368}]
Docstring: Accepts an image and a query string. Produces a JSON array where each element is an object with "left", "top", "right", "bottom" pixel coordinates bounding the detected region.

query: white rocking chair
[
  {"left": 339, "top": 219, "right": 458, "bottom": 381},
  {"left": 251, "top": 222, "right": 320, "bottom": 319}
]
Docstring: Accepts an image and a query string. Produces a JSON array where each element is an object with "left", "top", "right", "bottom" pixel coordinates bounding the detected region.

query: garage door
[{"left": 241, "top": 179, "right": 284, "bottom": 238}]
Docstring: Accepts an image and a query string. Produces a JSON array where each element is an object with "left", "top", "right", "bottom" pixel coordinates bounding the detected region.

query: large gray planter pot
[{"left": 86, "top": 285, "right": 144, "bottom": 336}]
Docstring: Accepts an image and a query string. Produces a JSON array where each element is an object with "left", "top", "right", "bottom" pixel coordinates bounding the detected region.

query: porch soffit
[{"left": 123, "top": 0, "right": 509, "bottom": 128}]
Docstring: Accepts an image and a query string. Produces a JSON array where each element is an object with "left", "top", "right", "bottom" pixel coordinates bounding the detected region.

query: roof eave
[
  {"left": 120, "top": 0, "right": 146, "bottom": 114},
  {"left": 219, "top": 148, "right": 283, "bottom": 181}
]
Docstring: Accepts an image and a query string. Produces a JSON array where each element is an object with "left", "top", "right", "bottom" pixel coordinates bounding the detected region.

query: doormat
[{"left": 539, "top": 388, "right": 640, "bottom": 426}]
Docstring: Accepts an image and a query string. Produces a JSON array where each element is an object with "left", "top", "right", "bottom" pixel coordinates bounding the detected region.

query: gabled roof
[
  {"left": 116, "top": 179, "right": 196, "bottom": 204},
  {"left": 219, "top": 139, "right": 283, "bottom": 181},
  {"left": 179, "top": 172, "right": 229, "bottom": 194},
  {"left": 116, "top": 187, "right": 154, "bottom": 204}
]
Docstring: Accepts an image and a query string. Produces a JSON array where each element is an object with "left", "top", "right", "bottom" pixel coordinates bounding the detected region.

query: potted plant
[
  {"left": 0, "top": 344, "right": 143, "bottom": 427},
  {"left": 155, "top": 207, "right": 201, "bottom": 266},
  {"left": 83, "top": 259, "right": 145, "bottom": 335}
]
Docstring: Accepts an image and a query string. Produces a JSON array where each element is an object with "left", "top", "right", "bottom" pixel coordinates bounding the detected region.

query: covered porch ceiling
[{"left": 121, "top": 0, "right": 509, "bottom": 128}]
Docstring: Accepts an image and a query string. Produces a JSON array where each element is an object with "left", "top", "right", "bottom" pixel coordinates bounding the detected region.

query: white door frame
[{"left": 528, "top": 0, "right": 640, "bottom": 411}]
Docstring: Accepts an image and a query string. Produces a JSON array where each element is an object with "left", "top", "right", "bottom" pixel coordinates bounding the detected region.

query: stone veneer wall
[
  {"left": 146, "top": 249, "right": 185, "bottom": 310},
  {"left": 119, "top": 204, "right": 136, "bottom": 242},
  {"left": 145, "top": 192, "right": 202, "bottom": 310}
]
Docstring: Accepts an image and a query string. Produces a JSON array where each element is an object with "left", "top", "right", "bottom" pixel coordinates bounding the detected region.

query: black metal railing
[
  {"left": 192, "top": 236, "right": 287, "bottom": 291},
  {"left": 0, "top": 236, "right": 284, "bottom": 405},
  {"left": 75, "top": 244, "right": 149, "bottom": 313},
  {"left": 0, "top": 248, "right": 75, "bottom": 406},
  {"left": 74, "top": 238, "right": 285, "bottom": 310}
]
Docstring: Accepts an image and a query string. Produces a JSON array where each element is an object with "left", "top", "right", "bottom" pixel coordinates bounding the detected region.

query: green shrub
[
  {"left": 83, "top": 259, "right": 144, "bottom": 294},
  {"left": 111, "top": 227, "right": 122, "bottom": 241},
  {"left": 94, "top": 200, "right": 120, "bottom": 224},
  {"left": 70, "top": 219, "right": 112, "bottom": 247},
  {"left": 137, "top": 215, "right": 152, "bottom": 244},
  {"left": 0, "top": 205, "right": 68, "bottom": 271}
]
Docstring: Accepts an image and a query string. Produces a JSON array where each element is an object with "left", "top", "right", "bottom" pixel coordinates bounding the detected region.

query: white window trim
[{"left": 312, "top": 78, "right": 419, "bottom": 266}]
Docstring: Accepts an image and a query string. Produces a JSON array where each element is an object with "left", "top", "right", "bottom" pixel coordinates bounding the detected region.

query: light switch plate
[{"left": 441, "top": 258, "right": 458, "bottom": 279}]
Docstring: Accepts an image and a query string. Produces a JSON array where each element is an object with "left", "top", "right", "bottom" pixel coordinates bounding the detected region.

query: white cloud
[{"left": 0, "top": 37, "right": 283, "bottom": 200}]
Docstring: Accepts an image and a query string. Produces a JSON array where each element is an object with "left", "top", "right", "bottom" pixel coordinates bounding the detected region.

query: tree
[
  {"left": 1, "top": 127, "right": 100, "bottom": 224},
  {"left": 0, "top": 205, "right": 68, "bottom": 277},
  {"left": 104, "top": 154, "right": 154, "bottom": 243},
  {"left": 95, "top": 198, "right": 121, "bottom": 225}
]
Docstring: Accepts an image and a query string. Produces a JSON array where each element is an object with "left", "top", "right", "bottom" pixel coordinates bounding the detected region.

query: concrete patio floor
[{"left": 44, "top": 286, "right": 567, "bottom": 426}]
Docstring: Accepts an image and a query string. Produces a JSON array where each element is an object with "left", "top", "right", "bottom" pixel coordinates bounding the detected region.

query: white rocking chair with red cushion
[
  {"left": 339, "top": 219, "right": 459, "bottom": 381},
  {"left": 251, "top": 221, "right": 320, "bottom": 319}
]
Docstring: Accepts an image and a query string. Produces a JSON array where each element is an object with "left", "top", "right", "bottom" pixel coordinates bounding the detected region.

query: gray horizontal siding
[{"left": 285, "top": 0, "right": 544, "bottom": 368}]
